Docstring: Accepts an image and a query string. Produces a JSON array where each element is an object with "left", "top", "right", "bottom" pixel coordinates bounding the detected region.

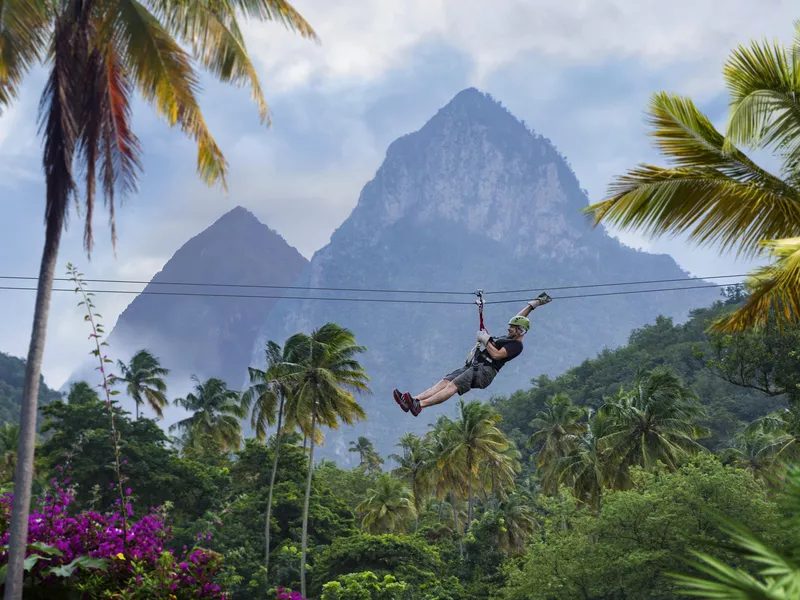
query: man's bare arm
[{"left": 485, "top": 342, "right": 509, "bottom": 361}]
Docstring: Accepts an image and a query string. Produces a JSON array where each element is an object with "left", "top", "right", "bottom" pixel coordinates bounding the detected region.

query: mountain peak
[
  {"left": 428, "top": 87, "right": 530, "bottom": 136},
  {"left": 214, "top": 205, "right": 260, "bottom": 226}
]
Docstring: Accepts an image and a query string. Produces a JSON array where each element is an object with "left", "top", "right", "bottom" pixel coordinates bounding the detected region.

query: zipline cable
[
  {"left": 0, "top": 272, "right": 750, "bottom": 296},
  {"left": 0, "top": 281, "right": 743, "bottom": 305}
]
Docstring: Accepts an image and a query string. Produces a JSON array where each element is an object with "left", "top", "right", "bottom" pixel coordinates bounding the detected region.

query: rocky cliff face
[
  {"left": 249, "top": 88, "right": 720, "bottom": 464},
  {"left": 65, "top": 207, "right": 309, "bottom": 410}
]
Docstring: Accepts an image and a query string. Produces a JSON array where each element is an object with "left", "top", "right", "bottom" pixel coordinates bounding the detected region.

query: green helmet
[{"left": 508, "top": 315, "right": 530, "bottom": 331}]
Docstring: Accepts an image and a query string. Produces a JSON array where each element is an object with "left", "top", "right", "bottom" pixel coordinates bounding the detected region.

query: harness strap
[
  {"left": 476, "top": 289, "right": 485, "bottom": 331},
  {"left": 471, "top": 290, "right": 486, "bottom": 385}
]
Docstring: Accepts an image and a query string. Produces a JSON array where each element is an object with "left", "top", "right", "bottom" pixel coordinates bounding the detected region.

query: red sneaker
[
  {"left": 393, "top": 389, "right": 409, "bottom": 412},
  {"left": 404, "top": 393, "right": 422, "bottom": 416}
]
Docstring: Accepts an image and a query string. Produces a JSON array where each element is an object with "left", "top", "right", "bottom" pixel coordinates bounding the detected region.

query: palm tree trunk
[
  {"left": 300, "top": 405, "right": 317, "bottom": 599},
  {"left": 452, "top": 491, "right": 463, "bottom": 558},
  {"left": 437, "top": 498, "right": 444, "bottom": 522},
  {"left": 264, "top": 394, "right": 285, "bottom": 578},
  {"left": 135, "top": 401, "right": 139, "bottom": 421},
  {"left": 467, "top": 450, "right": 474, "bottom": 530},
  {"left": 5, "top": 220, "right": 63, "bottom": 600}
]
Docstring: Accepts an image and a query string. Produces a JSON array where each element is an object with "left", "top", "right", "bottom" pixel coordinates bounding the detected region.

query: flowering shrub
[
  {"left": 0, "top": 479, "right": 228, "bottom": 598},
  {"left": 276, "top": 586, "right": 306, "bottom": 600}
]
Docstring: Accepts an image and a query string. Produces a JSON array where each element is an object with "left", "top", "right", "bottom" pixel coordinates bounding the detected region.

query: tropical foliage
[{"left": 585, "top": 23, "right": 800, "bottom": 333}]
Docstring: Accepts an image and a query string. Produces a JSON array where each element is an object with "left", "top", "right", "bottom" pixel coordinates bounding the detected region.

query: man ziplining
[{"left": 394, "top": 291, "right": 552, "bottom": 416}]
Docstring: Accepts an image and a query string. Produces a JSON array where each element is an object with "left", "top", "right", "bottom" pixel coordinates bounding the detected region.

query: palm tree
[
  {"left": 170, "top": 376, "right": 246, "bottom": 452},
  {"left": 348, "top": 436, "right": 383, "bottom": 473},
  {"left": 3, "top": 0, "right": 317, "bottom": 592},
  {"left": 356, "top": 473, "right": 417, "bottom": 534},
  {"left": 598, "top": 367, "right": 710, "bottom": 489},
  {"left": 349, "top": 436, "right": 372, "bottom": 466},
  {"left": 742, "top": 410, "right": 800, "bottom": 467},
  {"left": 556, "top": 409, "right": 614, "bottom": 514},
  {"left": 240, "top": 340, "right": 293, "bottom": 577},
  {"left": 443, "top": 399, "right": 510, "bottom": 529},
  {"left": 725, "top": 427, "right": 780, "bottom": 483},
  {"left": 390, "top": 433, "right": 433, "bottom": 529},
  {"left": 497, "top": 491, "right": 538, "bottom": 555},
  {"left": 425, "top": 416, "right": 469, "bottom": 556},
  {"left": 280, "top": 323, "right": 370, "bottom": 598},
  {"left": 527, "top": 393, "right": 586, "bottom": 493},
  {"left": 478, "top": 442, "right": 521, "bottom": 510},
  {"left": 110, "top": 349, "right": 169, "bottom": 420},
  {"left": 583, "top": 26, "right": 800, "bottom": 334}
]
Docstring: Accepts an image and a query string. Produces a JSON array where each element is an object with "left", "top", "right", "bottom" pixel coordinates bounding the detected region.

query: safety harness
[{"left": 466, "top": 290, "right": 488, "bottom": 387}]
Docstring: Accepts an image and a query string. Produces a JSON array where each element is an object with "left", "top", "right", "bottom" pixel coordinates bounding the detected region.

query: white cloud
[{"left": 243, "top": 0, "right": 798, "bottom": 94}]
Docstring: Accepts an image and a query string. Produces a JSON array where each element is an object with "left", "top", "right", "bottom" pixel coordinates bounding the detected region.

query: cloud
[{"left": 242, "top": 0, "right": 798, "bottom": 93}]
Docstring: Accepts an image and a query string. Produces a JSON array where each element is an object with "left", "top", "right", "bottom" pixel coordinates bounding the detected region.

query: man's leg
[
  {"left": 420, "top": 381, "right": 458, "bottom": 408},
  {"left": 416, "top": 379, "right": 449, "bottom": 401}
]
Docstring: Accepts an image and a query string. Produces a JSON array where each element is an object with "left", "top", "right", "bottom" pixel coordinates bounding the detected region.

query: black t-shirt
[{"left": 475, "top": 336, "right": 523, "bottom": 371}]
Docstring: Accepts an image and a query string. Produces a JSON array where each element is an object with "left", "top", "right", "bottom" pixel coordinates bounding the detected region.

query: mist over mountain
[{"left": 63, "top": 207, "right": 309, "bottom": 424}]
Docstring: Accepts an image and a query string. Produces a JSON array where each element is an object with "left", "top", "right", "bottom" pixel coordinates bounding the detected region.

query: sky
[{"left": 0, "top": 0, "right": 795, "bottom": 391}]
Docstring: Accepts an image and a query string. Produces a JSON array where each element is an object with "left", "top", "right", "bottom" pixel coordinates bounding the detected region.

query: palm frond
[
  {"left": 151, "top": 0, "right": 271, "bottom": 125},
  {"left": 585, "top": 92, "right": 800, "bottom": 259},
  {"left": 228, "top": 0, "right": 316, "bottom": 39},
  {"left": 115, "top": 0, "right": 227, "bottom": 189},
  {"left": 0, "top": 0, "right": 50, "bottom": 113},
  {"left": 101, "top": 46, "right": 142, "bottom": 252},
  {"left": 711, "top": 237, "right": 800, "bottom": 332},
  {"left": 723, "top": 37, "right": 800, "bottom": 186},
  {"left": 38, "top": 14, "right": 79, "bottom": 238}
]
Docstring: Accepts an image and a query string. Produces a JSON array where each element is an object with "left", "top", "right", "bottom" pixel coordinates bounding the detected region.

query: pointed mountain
[
  {"left": 67, "top": 207, "right": 308, "bottom": 403},
  {"left": 250, "top": 88, "right": 720, "bottom": 464}
]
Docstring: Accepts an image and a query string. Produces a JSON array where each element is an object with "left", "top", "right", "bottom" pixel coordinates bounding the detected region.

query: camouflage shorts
[{"left": 444, "top": 363, "right": 498, "bottom": 395}]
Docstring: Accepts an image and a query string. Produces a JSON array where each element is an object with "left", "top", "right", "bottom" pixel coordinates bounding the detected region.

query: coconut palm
[
  {"left": 3, "top": 0, "right": 317, "bottom": 591},
  {"left": 349, "top": 436, "right": 383, "bottom": 473},
  {"left": 584, "top": 25, "right": 800, "bottom": 334},
  {"left": 110, "top": 349, "right": 169, "bottom": 420},
  {"left": 556, "top": 409, "right": 614, "bottom": 513},
  {"left": 478, "top": 442, "right": 521, "bottom": 510},
  {"left": 356, "top": 473, "right": 417, "bottom": 534},
  {"left": 390, "top": 433, "right": 433, "bottom": 528},
  {"left": 170, "top": 376, "right": 245, "bottom": 452},
  {"left": 446, "top": 400, "right": 510, "bottom": 529},
  {"left": 598, "top": 367, "right": 710, "bottom": 489},
  {"left": 425, "top": 416, "right": 468, "bottom": 555},
  {"left": 743, "top": 409, "right": 800, "bottom": 467},
  {"left": 280, "top": 323, "right": 370, "bottom": 598},
  {"left": 527, "top": 393, "right": 586, "bottom": 493},
  {"left": 497, "top": 491, "right": 538, "bottom": 555},
  {"left": 240, "top": 340, "right": 293, "bottom": 576}
]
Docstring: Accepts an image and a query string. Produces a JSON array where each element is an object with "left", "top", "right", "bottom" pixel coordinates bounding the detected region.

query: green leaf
[
  {"left": 24, "top": 554, "right": 46, "bottom": 571},
  {"left": 46, "top": 556, "right": 109, "bottom": 577},
  {"left": 28, "top": 542, "right": 63, "bottom": 557}
]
